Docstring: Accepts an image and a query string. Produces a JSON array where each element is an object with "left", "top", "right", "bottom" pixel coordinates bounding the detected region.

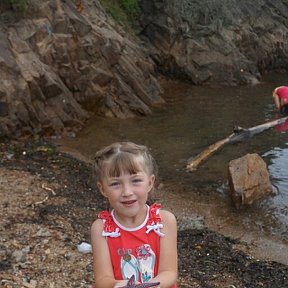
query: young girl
[
  {"left": 272, "top": 86, "right": 288, "bottom": 115},
  {"left": 91, "top": 142, "right": 178, "bottom": 288}
]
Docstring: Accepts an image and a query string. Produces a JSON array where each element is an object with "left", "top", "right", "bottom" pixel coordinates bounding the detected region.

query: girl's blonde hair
[{"left": 93, "top": 142, "right": 157, "bottom": 183}]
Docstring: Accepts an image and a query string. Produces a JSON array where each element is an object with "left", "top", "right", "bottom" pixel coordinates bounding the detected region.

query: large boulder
[
  {"left": 0, "top": 0, "right": 163, "bottom": 138},
  {"left": 228, "top": 153, "right": 273, "bottom": 209}
]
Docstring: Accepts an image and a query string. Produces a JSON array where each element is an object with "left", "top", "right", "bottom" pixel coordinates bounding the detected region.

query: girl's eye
[
  {"left": 132, "top": 178, "right": 142, "bottom": 184},
  {"left": 109, "top": 182, "right": 120, "bottom": 187}
]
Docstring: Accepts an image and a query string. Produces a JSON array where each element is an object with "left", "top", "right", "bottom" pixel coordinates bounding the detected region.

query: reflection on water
[
  {"left": 56, "top": 74, "right": 288, "bottom": 245},
  {"left": 264, "top": 147, "right": 288, "bottom": 193},
  {"left": 263, "top": 147, "right": 288, "bottom": 236}
]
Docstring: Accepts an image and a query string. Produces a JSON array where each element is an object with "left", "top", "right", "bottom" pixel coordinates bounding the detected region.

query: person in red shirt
[
  {"left": 272, "top": 86, "right": 288, "bottom": 115},
  {"left": 91, "top": 142, "right": 178, "bottom": 288}
]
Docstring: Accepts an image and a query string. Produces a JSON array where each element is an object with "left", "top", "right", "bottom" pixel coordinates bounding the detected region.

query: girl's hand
[
  {"left": 114, "top": 280, "right": 129, "bottom": 287},
  {"left": 113, "top": 279, "right": 142, "bottom": 287},
  {"left": 115, "top": 275, "right": 160, "bottom": 287}
]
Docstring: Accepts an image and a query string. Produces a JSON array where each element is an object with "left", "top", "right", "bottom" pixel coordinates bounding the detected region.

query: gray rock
[
  {"left": 139, "top": 0, "right": 288, "bottom": 85},
  {"left": 12, "top": 250, "right": 26, "bottom": 263},
  {"left": 177, "top": 214, "right": 205, "bottom": 231}
]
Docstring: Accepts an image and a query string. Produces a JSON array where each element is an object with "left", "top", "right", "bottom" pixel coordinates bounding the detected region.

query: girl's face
[{"left": 97, "top": 171, "right": 155, "bottom": 226}]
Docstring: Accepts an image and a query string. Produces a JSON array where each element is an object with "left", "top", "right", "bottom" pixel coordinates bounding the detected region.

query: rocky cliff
[
  {"left": 0, "top": 0, "right": 163, "bottom": 138},
  {"left": 1, "top": 0, "right": 288, "bottom": 139},
  {"left": 139, "top": 0, "right": 288, "bottom": 85}
]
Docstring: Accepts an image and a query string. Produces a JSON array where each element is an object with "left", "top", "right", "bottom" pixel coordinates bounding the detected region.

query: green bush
[
  {"left": 0, "top": 0, "right": 27, "bottom": 13},
  {"left": 11, "top": 0, "right": 28, "bottom": 12},
  {"left": 120, "top": 0, "right": 139, "bottom": 17},
  {"left": 99, "top": 0, "right": 140, "bottom": 29}
]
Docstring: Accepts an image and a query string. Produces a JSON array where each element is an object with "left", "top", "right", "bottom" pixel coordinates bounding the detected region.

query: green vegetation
[
  {"left": 11, "top": 0, "right": 27, "bottom": 11},
  {"left": 7, "top": 144, "right": 18, "bottom": 154},
  {"left": 99, "top": 0, "right": 140, "bottom": 30},
  {"left": 0, "top": 0, "right": 28, "bottom": 13},
  {"left": 33, "top": 145, "right": 56, "bottom": 156}
]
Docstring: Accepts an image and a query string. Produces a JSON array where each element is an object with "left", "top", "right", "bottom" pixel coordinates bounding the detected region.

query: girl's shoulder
[
  {"left": 159, "top": 209, "right": 177, "bottom": 224},
  {"left": 158, "top": 209, "right": 177, "bottom": 236},
  {"left": 91, "top": 210, "right": 112, "bottom": 231},
  {"left": 91, "top": 217, "right": 104, "bottom": 237}
]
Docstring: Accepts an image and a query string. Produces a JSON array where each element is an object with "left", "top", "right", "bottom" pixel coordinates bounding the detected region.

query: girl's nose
[{"left": 122, "top": 183, "right": 133, "bottom": 196}]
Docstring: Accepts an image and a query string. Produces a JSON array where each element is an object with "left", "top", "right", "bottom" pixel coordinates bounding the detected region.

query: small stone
[
  {"left": 34, "top": 228, "right": 51, "bottom": 237},
  {"left": 12, "top": 250, "right": 25, "bottom": 263}
]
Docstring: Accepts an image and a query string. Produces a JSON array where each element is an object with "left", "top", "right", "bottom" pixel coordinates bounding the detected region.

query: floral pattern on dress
[{"left": 136, "top": 244, "right": 152, "bottom": 260}]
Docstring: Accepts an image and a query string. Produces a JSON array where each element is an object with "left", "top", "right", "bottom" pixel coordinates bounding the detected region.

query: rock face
[
  {"left": 0, "top": 0, "right": 163, "bottom": 138},
  {"left": 139, "top": 0, "right": 288, "bottom": 85},
  {"left": 2, "top": 0, "right": 288, "bottom": 138},
  {"left": 228, "top": 153, "right": 273, "bottom": 209}
]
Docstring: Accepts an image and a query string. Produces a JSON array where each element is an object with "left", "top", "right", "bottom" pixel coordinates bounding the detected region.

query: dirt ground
[{"left": 1, "top": 140, "right": 288, "bottom": 288}]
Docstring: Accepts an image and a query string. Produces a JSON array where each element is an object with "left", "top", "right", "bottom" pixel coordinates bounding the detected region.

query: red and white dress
[{"left": 97, "top": 203, "right": 177, "bottom": 287}]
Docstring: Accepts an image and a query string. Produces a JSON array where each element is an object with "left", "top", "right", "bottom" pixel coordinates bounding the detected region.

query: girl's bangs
[{"left": 104, "top": 153, "right": 143, "bottom": 178}]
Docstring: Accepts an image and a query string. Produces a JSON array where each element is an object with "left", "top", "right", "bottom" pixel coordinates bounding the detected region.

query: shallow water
[{"left": 56, "top": 73, "right": 288, "bottom": 258}]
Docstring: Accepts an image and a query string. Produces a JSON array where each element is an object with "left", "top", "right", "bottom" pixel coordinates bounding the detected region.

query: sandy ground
[{"left": 1, "top": 140, "right": 288, "bottom": 288}]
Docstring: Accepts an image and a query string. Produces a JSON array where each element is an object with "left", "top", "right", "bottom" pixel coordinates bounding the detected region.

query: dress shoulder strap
[
  {"left": 98, "top": 210, "right": 120, "bottom": 238},
  {"left": 146, "top": 203, "right": 165, "bottom": 237}
]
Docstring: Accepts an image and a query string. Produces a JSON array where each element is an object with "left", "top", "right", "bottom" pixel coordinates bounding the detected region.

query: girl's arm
[
  {"left": 91, "top": 219, "right": 128, "bottom": 288},
  {"left": 273, "top": 88, "right": 281, "bottom": 110},
  {"left": 150, "top": 210, "right": 178, "bottom": 287}
]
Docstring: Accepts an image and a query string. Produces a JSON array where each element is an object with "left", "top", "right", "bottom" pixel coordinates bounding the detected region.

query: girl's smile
[{"left": 121, "top": 200, "right": 137, "bottom": 206}]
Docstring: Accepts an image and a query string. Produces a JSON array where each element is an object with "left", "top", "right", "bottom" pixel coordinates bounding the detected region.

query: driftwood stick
[
  {"left": 186, "top": 133, "right": 234, "bottom": 171},
  {"left": 186, "top": 116, "right": 288, "bottom": 171}
]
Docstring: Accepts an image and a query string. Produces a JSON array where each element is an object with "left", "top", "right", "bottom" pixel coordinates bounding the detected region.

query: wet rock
[
  {"left": 139, "top": 0, "right": 288, "bottom": 85},
  {"left": 0, "top": 0, "right": 163, "bottom": 139},
  {"left": 228, "top": 153, "right": 273, "bottom": 209}
]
